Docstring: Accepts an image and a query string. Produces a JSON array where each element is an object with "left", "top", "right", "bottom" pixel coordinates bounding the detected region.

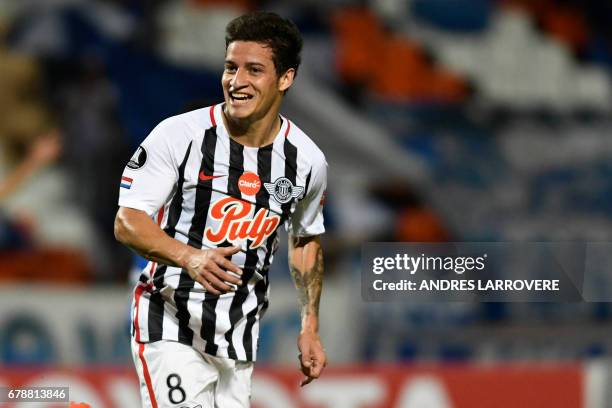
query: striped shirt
[{"left": 119, "top": 104, "right": 327, "bottom": 362}]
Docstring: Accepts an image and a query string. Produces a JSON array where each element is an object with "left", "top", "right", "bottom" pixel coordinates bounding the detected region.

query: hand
[
  {"left": 28, "top": 130, "right": 62, "bottom": 167},
  {"left": 298, "top": 330, "right": 327, "bottom": 386},
  {"left": 185, "top": 246, "right": 243, "bottom": 295}
]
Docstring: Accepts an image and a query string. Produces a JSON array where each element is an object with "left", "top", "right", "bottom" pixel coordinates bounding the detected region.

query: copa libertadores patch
[{"left": 127, "top": 145, "right": 147, "bottom": 170}]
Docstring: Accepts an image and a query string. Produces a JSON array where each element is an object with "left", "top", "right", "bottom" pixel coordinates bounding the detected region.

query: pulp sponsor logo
[
  {"left": 205, "top": 197, "right": 279, "bottom": 249},
  {"left": 238, "top": 172, "right": 261, "bottom": 196}
]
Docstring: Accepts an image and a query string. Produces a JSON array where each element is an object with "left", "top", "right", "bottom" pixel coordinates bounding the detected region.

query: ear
[{"left": 278, "top": 68, "right": 295, "bottom": 92}]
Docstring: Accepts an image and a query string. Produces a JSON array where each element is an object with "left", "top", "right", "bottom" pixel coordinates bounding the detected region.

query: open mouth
[{"left": 230, "top": 92, "right": 254, "bottom": 104}]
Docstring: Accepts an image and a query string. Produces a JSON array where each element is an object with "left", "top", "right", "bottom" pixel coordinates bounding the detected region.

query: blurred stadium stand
[{"left": 1, "top": 0, "right": 612, "bottom": 406}]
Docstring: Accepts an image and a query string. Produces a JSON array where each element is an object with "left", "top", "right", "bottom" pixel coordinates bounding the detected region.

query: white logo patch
[{"left": 264, "top": 177, "right": 304, "bottom": 204}]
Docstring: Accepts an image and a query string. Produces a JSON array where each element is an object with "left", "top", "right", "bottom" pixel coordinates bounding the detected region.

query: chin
[
  {"left": 227, "top": 108, "right": 252, "bottom": 121},
  {"left": 226, "top": 103, "right": 256, "bottom": 121}
]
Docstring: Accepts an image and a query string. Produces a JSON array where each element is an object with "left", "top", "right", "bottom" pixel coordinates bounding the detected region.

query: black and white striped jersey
[{"left": 119, "top": 104, "right": 327, "bottom": 362}]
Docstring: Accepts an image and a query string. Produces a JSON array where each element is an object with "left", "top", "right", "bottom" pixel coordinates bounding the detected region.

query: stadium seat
[
  {"left": 332, "top": 8, "right": 385, "bottom": 85},
  {"left": 333, "top": 8, "right": 467, "bottom": 103},
  {"left": 411, "top": 0, "right": 492, "bottom": 32}
]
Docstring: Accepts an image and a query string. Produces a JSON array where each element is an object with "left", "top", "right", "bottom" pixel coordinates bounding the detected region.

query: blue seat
[{"left": 412, "top": 0, "right": 493, "bottom": 32}]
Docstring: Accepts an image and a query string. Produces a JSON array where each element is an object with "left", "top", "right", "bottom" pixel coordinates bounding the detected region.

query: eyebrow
[{"left": 224, "top": 60, "right": 266, "bottom": 68}]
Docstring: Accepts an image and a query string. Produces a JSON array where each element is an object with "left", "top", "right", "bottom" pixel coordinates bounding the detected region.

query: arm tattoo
[{"left": 290, "top": 244, "right": 324, "bottom": 318}]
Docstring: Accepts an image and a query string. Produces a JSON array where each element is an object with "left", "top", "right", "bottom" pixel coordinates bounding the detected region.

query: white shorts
[{"left": 131, "top": 338, "right": 254, "bottom": 408}]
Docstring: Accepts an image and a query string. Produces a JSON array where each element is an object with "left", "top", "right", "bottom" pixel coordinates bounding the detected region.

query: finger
[
  {"left": 299, "top": 360, "right": 311, "bottom": 376},
  {"left": 300, "top": 375, "right": 314, "bottom": 387},
  {"left": 203, "top": 271, "right": 234, "bottom": 293},
  {"left": 208, "top": 277, "right": 234, "bottom": 293},
  {"left": 208, "top": 263, "right": 242, "bottom": 286},
  {"left": 314, "top": 349, "right": 327, "bottom": 371},
  {"left": 215, "top": 245, "right": 242, "bottom": 257},
  {"left": 301, "top": 354, "right": 311, "bottom": 369},
  {"left": 217, "top": 269, "right": 243, "bottom": 286},
  {"left": 309, "top": 359, "right": 323, "bottom": 378},
  {"left": 216, "top": 257, "right": 243, "bottom": 276},
  {"left": 199, "top": 278, "right": 220, "bottom": 296}
]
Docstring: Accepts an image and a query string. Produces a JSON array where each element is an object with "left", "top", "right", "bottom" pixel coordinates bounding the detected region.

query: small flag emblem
[{"left": 121, "top": 176, "right": 133, "bottom": 189}]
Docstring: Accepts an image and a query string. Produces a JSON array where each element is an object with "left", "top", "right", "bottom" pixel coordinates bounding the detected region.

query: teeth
[{"left": 231, "top": 92, "right": 251, "bottom": 100}]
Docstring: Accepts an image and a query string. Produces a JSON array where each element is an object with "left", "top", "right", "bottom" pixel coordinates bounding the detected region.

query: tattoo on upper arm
[{"left": 290, "top": 243, "right": 324, "bottom": 317}]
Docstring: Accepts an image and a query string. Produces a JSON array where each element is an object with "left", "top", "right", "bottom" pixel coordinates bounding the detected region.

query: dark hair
[{"left": 225, "top": 11, "right": 303, "bottom": 78}]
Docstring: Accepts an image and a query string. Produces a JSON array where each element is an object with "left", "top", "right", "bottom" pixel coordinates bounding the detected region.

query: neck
[{"left": 222, "top": 102, "right": 282, "bottom": 147}]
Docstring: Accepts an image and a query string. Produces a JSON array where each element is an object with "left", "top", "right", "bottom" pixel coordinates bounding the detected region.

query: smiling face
[{"left": 222, "top": 41, "right": 294, "bottom": 125}]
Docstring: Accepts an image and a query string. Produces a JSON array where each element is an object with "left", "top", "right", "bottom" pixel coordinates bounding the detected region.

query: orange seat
[
  {"left": 396, "top": 207, "right": 450, "bottom": 242},
  {"left": 0, "top": 248, "right": 92, "bottom": 284},
  {"left": 501, "top": 0, "right": 589, "bottom": 52},
  {"left": 542, "top": 6, "right": 589, "bottom": 51},
  {"left": 333, "top": 8, "right": 467, "bottom": 102},
  {"left": 332, "top": 8, "right": 385, "bottom": 84},
  {"left": 371, "top": 36, "right": 467, "bottom": 102}
]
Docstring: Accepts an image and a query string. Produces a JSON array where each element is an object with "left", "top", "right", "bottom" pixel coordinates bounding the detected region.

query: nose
[{"left": 230, "top": 68, "right": 248, "bottom": 89}]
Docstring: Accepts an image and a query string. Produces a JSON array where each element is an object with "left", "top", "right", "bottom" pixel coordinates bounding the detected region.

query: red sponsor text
[{"left": 205, "top": 197, "right": 279, "bottom": 248}]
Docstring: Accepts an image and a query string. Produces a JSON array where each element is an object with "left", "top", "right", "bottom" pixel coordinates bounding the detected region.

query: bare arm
[
  {"left": 288, "top": 234, "right": 326, "bottom": 386},
  {"left": 0, "top": 130, "right": 61, "bottom": 201},
  {"left": 114, "top": 207, "right": 242, "bottom": 294}
]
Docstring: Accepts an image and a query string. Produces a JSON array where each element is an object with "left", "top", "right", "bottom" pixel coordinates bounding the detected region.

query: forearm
[
  {"left": 0, "top": 131, "right": 62, "bottom": 201},
  {"left": 289, "top": 235, "right": 324, "bottom": 333},
  {"left": 114, "top": 207, "right": 193, "bottom": 268}
]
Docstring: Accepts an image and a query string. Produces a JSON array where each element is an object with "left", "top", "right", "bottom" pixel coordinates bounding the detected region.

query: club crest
[{"left": 264, "top": 177, "right": 304, "bottom": 204}]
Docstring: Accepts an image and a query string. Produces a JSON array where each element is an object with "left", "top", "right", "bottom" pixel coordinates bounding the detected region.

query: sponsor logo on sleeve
[
  {"left": 263, "top": 177, "right": 304, "bottom": 204},
  {"left": 127, "top": 146, "right": 147, "bottom": 170}
]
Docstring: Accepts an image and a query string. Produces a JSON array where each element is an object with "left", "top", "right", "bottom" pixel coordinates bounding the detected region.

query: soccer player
[{"left": 114, "top": 11, "right": 327, "bottom": 408}]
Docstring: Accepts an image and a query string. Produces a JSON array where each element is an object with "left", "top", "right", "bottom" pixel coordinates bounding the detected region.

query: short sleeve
[
  {"left": 118, "top": 121, "right": 179, "bottom": 216},
  {"left": 287, "top": 159, "right": 327, "bottom": 237}
]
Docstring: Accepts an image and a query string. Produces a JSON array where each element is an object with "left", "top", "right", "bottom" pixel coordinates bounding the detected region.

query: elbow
[{"left": 114, "top": 209, "right": 131, "bottom": 245}]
